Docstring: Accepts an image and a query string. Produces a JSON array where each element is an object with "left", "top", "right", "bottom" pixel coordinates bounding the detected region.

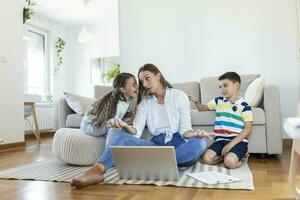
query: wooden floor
[{"left": 0, "top": 134, "right": 298, "bottom": 200}]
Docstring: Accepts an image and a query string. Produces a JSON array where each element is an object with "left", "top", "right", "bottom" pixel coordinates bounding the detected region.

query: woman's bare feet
[{"left": 70, "top": 163, "right": 105, "bottom": 188}]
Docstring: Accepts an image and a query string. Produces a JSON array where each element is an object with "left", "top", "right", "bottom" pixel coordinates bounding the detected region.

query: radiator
[{"left": 24, "top": 103, "right": 57, "bottom": 133}]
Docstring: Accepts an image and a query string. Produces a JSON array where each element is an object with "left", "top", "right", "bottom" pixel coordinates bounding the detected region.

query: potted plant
[
  {"left": 23, "top": 0, "right": 37, "bottom": 24},
  {"left": 103, "top": 63, "right": 120, "bottom": 82},
  {"left": 54, "top": 37, "right": 66, "bottom": 75}
]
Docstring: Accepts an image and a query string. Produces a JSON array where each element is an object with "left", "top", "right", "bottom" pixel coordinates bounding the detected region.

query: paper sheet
[{"left": 187, "top": 171, "right": 241, "bottom": 185}]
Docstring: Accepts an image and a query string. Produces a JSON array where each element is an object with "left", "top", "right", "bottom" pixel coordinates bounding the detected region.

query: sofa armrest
[
  {"left": 58, "top": 97, "right": 74, "bottom": 128},
  {"left": 263, "top": 85, "right": 282, "bottom": 154}
]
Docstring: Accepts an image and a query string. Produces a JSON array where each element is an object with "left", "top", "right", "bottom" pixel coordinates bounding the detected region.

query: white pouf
[{"left": 53, "top": 128, "right": 106, "bottom": 166}]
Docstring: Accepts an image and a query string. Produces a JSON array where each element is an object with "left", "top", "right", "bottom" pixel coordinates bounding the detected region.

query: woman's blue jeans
[{"left": 97, "top": 128, "right": 207, "bottom": 170}]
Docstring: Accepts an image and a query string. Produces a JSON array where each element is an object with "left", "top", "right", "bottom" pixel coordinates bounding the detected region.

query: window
[{"left": 23, "top": 25, "right": 49, "bottom": 96}]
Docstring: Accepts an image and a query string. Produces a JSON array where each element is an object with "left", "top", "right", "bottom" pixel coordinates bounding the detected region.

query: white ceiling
[{"left": 33, "top": 0, "right": 118, "bottom": 25}]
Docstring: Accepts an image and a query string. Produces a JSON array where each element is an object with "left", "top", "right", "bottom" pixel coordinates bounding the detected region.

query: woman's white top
[
  {"left": 155, "top": 103, "right": 170, "bottom": 133},
  {"left": 133, "top": 88, "right": 193, "bottom": 143}
]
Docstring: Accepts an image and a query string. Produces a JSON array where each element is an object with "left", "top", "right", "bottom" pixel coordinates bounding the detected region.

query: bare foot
[{"left": 70, "top": 163, "right": 105, "bottom": 188}]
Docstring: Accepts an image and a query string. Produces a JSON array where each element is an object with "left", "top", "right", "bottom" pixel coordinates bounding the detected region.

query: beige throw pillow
[
  {"left": 244, "top": 77, "right": 265, "bottom": 107},
  {"left": 64, "top": 92, "right": 96, "bottom": 115}
]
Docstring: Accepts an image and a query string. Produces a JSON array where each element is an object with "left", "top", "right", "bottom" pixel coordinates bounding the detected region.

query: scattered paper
[{"left": 187, "top": 171, "right": 241, "bottom": 185}]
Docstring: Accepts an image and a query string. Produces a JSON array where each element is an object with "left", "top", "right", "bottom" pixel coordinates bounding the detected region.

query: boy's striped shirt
[{"left": 207, "top": 96, "right": 253, "bottom": 142}]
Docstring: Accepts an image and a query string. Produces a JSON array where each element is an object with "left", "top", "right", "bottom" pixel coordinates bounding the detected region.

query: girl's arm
[{"left": 107, "top": 118, "right": 137, "bottom": 135}]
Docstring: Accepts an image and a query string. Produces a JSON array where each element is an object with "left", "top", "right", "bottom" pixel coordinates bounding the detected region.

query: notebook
[{"left": 187, "top": 171, "right": 241, "bottom": 185}]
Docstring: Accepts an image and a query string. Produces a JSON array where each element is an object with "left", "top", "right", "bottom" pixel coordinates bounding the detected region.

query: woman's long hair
[
  {"left": 137, "top": 63, "right": 172, "bottom": 104},
  {"left": 89, "top": 72, "right": 135, "bottom": 128}
]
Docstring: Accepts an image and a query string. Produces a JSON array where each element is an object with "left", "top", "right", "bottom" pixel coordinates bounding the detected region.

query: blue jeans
[
  {"left": 80, "top": 120, "right": 108, "bottom": 137},
  {"left": 97, "top": 128, "right": 208, "bottom": 170}
]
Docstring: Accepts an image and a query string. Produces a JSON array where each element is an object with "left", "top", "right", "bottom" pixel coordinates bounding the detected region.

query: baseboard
[
  {"left": 25, "top": 131, "right": 55, "bottom": 140},
  {"left": 0, "top": 142, "right": 26, "bottom": 150}
]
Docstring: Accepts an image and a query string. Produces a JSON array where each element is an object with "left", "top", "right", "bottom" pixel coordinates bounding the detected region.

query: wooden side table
[
  {"left": 24, "top": 102, "right": 41, "bottom": 144},
  {"left": 289, "top": 139, "right": 300, "bottom": 198}
]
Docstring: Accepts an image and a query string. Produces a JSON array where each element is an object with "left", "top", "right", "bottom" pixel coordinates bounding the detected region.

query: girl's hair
[
  {"left": 89, "top": 72, "right": 135, "bottom": 128},
  {"left": 137, "top": 63, "right": 172, "bottom": 104}
]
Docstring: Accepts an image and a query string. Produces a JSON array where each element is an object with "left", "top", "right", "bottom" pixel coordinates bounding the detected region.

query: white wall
[
  {"left": 119, "top": 0, "right": 300, "bottom": 137},
  {"left": 66, "top": 27, "right": 94, "bottom": 97},
  {"left": 67, "top": 1, "right": 119, "bottom": 97},
  {"left": 0, "top": 0, "right": 24, "bottom": 144}
]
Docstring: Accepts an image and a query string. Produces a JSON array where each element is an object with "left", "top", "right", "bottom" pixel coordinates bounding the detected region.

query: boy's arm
[
  {"left": 188, "top": 95, "right": 210, "bottom": 111},
  {"left": 194, "top": 101, "right": 210, "bottom": 111},
  {"left": 221, "top": 121, "right": 252, "bottom": 156}
]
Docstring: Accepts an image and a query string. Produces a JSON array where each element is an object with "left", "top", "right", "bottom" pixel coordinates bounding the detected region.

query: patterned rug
[{"left": 0, "top": 159, "right": 254, "bottom": 190}]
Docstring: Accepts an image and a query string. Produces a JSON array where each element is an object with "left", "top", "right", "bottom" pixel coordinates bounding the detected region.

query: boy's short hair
[{"left": 218, "top": 72, "right": 241, "bottom": 84}]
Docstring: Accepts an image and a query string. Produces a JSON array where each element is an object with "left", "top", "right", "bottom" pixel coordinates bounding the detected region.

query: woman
[{"left": 71, "top": 64, "right": 209, "bottom": 188}]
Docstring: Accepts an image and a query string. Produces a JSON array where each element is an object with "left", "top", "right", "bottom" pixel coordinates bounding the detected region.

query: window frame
[{"left": 23, "top": 24, "right": 50, "bottom": 96}]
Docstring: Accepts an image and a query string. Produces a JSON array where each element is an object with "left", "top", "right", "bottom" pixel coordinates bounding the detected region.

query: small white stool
[{"left": 52, "top": 128, "right": 107, "bottom": 166}]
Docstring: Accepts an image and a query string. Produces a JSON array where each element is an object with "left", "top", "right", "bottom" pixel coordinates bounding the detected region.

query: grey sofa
[{"left": 58, "top": 74, "right": 282, "bottom": 155}]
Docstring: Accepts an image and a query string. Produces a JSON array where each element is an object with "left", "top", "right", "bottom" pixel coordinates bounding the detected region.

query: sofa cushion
[
  {"left": 191, "top": 107, "right": 265, "bottom": 126},
  {"left": 173, "top": 81, "right": 200, "bottom": 109},
  {"left": 64, "top": 92, "right": 95, "bottom": 115},
  {"left": 66, "top": 114, "right": 83, "bottom": 128},
  {"left": 200, "top": 74, "right": 260, "bottom": 104},
  {"left": 244, "top": 76, "right": 265, "bottom": 107}
]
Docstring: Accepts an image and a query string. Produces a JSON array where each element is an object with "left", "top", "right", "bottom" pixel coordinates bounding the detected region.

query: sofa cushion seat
[
  {"left": 191, "top": 107, "right": 266, "bottom": 126},
  {"left": 66, "top": 114, "right": 83, "bottom": 128}
]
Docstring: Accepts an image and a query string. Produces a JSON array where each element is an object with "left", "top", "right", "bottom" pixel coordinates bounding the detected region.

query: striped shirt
[{"left": 207, "top": 96, "right": 253, "bottom": 142}]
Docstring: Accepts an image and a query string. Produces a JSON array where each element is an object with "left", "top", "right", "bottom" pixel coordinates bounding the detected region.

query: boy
[{"left": 189, "top": 72, "right": 253, "bottom": 169}]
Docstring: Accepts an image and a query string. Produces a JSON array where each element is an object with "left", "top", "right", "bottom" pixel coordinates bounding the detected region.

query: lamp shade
[{"left": 78, "top": 26, "right": 93, "bottom": 43}]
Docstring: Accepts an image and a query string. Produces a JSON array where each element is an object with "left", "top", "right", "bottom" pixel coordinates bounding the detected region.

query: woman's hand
[
  {"left": 105, "top": 118, "right": 114, "bottom": 128},
  {"left": 193, "top": 130, "right": 214, "bottom": 140},
  {"left": 106, "top": 118, "right": 127, "bottom": 129},
  {"left": 183, "top": 130, "right": 214, "bottom": 139},
  {"left": 106, "top": 118, "right": 137, "bottom": 135}
]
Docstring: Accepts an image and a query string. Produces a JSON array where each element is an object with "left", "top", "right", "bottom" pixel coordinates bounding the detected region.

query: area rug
[{"left": 0, "top": 160, "right": 254, "bottom": 190}]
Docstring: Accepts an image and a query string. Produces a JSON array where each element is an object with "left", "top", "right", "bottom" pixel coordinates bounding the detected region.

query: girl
[{"left": 80, "top": 72, "right": 138, "bottom": 137}]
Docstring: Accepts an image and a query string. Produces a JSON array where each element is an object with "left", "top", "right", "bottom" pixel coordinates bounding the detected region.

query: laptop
[{"left": 111, "top": 146, "right": 180, "bottom": 181}]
